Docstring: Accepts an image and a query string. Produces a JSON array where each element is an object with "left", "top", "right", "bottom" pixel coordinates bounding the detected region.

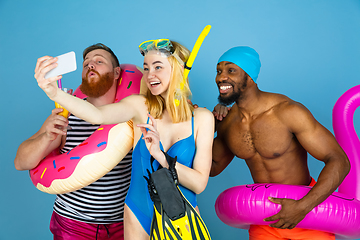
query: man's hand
[
  {"left": 187, "top": 99, "right": 199, "bottom": 109},
  {"left": 263, "top": 197, "right": 310, "bottom": 229},
  {"left": 212, "top": 104, "right": 230, "bottom": 121},
  {"left": 43, "top": 108, "right": 69, "bottom": 140}
]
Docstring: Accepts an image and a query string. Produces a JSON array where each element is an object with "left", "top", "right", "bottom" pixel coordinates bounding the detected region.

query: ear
[
  {"left": 248, "top": 75, "right": 256, "bottom": 84},
  {"left": 114, "top": 66, "right": 121, "bottom": 80}
]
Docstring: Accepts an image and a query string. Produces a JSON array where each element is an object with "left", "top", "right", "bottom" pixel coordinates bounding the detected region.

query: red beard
[{"left": 80, "top": 69, "right": 115, "bottom": 98}]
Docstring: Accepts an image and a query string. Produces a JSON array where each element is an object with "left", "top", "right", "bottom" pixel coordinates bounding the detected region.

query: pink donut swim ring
[
  {"left": 29, "top": 64, "right": 144, "bottom": 194},
  {"left": 215, "top": 85, "right": 360, "bottom": 239}
]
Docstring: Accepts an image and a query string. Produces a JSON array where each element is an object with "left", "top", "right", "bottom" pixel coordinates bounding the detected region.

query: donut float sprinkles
[
  {"left": 215, "top": 85, "right": 360, "bottom": 239},
  {"left": 29, "top": 64, "right": 144, "bottom": 194}
]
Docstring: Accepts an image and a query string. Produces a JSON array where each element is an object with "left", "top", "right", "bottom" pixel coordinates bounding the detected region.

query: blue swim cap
[{"left": 218, "top": 46, "right": 261, "bottom": 82}]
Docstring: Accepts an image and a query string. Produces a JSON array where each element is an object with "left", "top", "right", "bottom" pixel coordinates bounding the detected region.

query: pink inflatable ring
[
  {"left": 215, "top": 85, "right": 360, "bottom": 239},
  {"left": 215, "top": 183, "right": 360, "bottom": 239},
  {"left": 29, "top": 64, "right": 144, "bottom": 194}
]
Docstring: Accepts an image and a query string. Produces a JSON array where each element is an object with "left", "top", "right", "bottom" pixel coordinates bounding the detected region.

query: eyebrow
[
  {"left": 84, "top": 54, "right": 106, "bottom": 60},
  {"left": 143, "top": 60, "right": 164, "bottom": 66},
  {"left": 217, "top": 62, "right": 234, "bottom": 66}
]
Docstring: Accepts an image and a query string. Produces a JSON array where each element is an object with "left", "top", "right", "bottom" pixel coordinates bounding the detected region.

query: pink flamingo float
[{"left": 215, "top": 85, "right": 360, "bottom": 239}]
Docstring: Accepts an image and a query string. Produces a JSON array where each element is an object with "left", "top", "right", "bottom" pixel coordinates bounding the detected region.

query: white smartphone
[{"left": 45, "top": 51, "right": 77, "bottom": 79}]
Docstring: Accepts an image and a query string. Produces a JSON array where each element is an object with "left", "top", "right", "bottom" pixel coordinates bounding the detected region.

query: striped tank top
[{"left": 53, "top": 114, "right": 132, "bottom": 224}]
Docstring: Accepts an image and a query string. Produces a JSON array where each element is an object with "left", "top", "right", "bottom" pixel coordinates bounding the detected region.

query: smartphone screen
[{"left": 45, "top": 51, "right": 77, "bottom": 79}]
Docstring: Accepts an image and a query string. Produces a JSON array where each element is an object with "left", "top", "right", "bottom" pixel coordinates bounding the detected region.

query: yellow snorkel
[
  {"left": 174, "top": 25, "right": 211, "bottom": 106},
  {"left": 184, "top": 25, "right": 212, "bottom": 80}
]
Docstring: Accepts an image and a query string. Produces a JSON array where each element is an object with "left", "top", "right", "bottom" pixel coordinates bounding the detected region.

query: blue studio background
[{"left": 1, "top": 1, "right": 360, "bottom": 239}]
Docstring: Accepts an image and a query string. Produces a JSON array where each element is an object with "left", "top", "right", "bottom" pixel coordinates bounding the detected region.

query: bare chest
[{"left": 217, "top": 112, "right": 294, "bottom": 159}]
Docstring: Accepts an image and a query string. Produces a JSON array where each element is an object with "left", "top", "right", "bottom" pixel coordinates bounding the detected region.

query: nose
[
  {"left": 217, "top": 71, "right": 228, "bottom": 82},
  {"left": 87, "top": 61, "right": 95, "bottom": 69},
  {"left": 147, "top": 69, "right": 155, "bottom": 79}
]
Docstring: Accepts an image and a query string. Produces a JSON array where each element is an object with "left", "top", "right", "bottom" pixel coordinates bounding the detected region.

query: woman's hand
[
  {"left": 34, "top": 56, "right": 62, "bottom": 100},
  {"left": 137, "top": 113, "right": 167, "bottom": 167}
]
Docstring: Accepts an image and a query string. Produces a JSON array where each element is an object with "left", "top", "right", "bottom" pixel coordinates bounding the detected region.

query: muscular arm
[
  {"left": 210, "top": 104, "right": 235, "bottom": 176},
  {"left": 291, "top": 103, "right": 349, "bottom": 211},
  {"left": 265, "top": 102, "right": 350, "bottom": 229},
  {"left": 210, "top": 133, "right": 235, "bottom": 177},
  {"left": 14, "top": 109, "right": 67, "bottom": 170}
]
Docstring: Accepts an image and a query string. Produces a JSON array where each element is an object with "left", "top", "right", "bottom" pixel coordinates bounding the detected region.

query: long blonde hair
[{"left": 145, "top": 41, "right": 194, "bottom": 123}]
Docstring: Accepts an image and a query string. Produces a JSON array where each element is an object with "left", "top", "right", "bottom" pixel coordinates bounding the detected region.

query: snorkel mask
[{"left": 139, "top": 39, "right": 184, "bottom": 65}]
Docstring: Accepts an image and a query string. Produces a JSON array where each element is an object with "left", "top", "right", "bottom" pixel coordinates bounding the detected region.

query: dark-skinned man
[{"left": 211, "top": 46, "right": 349, "bottom": 240}]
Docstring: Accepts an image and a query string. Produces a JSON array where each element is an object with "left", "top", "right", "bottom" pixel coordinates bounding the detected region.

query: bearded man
[
  {"left": 211, "top": 46, "right": 350, "bottom": 240},
  {"left": 14, "top": 43, "right": 132, "bottom": 240}
]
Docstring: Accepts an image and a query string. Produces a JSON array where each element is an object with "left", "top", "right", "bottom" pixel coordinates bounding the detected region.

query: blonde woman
[{"left": 36, "top": 39, "right": 214, "bottom": 239}]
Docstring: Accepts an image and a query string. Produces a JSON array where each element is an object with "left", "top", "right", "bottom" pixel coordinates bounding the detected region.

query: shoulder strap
[{"left": 191, "top": 115, "right": 194, "bottom": 135}]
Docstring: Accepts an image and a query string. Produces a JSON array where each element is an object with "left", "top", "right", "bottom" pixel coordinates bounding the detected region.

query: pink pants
[{"left": 50, "top": 212, "right": 124, "bottom": 240}]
